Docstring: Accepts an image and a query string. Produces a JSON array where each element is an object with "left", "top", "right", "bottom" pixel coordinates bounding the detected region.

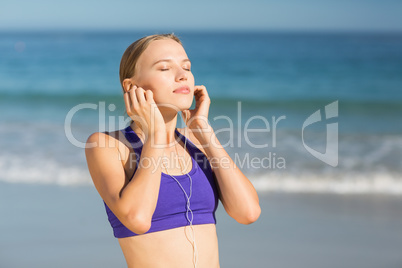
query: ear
[{"left": 122, "top": 78, "right": 135, "bottom": 93}]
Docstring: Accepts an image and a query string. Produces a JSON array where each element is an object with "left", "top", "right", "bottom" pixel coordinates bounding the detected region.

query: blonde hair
[{"left": 119, "top": 33, "right": 182, "bottom": 91}]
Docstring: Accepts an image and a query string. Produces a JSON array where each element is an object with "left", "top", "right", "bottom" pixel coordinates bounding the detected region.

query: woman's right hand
[{"left": 124, "top": 85, "right": 166, "bottom": 141}]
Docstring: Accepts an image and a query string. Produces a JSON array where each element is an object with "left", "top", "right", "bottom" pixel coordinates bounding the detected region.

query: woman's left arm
[
  {"left": 199, "top": 127, "right": 261, "bottom": 224},
  {"left": 183, "top": 86, "right": 261, "bottom": 225}
]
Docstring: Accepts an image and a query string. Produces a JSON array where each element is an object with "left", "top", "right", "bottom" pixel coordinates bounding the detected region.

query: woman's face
[{"left": 132, "top": 39, "right": 195, "bottom": 112}]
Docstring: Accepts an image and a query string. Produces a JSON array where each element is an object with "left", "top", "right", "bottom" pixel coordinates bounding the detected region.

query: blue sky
[{"left": 1, "top": 0, "right": 401, "bottom": 32}]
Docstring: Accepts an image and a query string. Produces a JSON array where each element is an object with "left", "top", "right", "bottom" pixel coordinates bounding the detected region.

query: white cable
[{"left": 162, "top": 129, "right": 198, "bottom": 267}]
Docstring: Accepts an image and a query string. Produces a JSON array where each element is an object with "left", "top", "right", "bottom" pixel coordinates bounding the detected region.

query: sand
[{"left": 1, "top": 182, "right": 402, "bottom": 268}]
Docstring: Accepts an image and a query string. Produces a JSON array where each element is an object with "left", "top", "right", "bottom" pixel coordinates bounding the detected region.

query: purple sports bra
[{"left": 104, "top": 125, "right": 219, "bottom": 238}]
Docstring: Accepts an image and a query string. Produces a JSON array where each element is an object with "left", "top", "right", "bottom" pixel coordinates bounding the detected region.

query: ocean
[
  {"left": 2, "top": 30, "right": 402, "bottom": 268},
  {"left": 1, "top": 30, "right": 401, "bottom": 194}
]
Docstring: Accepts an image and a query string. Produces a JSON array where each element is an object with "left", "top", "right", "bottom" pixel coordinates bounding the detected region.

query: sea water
[{"left": 1, "top": 30, "right": 401, "bottom": 194}]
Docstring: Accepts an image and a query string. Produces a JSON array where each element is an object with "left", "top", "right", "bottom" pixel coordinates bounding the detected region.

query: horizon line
[{"left": 1, "top": 27, "right": 402, "bottom": 35}]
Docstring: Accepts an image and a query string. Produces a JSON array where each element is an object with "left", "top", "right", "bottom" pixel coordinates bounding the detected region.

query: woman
[{"left": 85, "top": 33, "right": 260, "bottom": 268}]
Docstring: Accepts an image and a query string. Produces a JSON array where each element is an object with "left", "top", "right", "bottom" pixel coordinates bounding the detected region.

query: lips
[{"left": 173, "top": 86, "right": 190, "bottom": 94}]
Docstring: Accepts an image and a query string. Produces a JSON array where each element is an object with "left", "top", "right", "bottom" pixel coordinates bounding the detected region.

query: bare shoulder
[
  {"left": 85, "top": 129, "right": 137, "bottom": 199},
  {"left": 85, "top": 130, "right": 134, "bottom": 166},
  {"left": 86, "top": 130, "right": 126, "bottom": 149}
]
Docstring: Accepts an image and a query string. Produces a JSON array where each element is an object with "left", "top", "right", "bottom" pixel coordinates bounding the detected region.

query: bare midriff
[{"left": 118, "top": 223, "right": 220, "bottom": 268}]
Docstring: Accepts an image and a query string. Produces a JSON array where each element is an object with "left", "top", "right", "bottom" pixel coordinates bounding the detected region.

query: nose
[{"left": 175, "top": 66, "right": 188, "bottom": 82}]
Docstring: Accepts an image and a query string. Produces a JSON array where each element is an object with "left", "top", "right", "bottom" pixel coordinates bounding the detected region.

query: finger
[
  {"left": 123, "top": 90, "right": 132, "bottom": 115},
  {"left": 135, "top": 87, "right": 146, "bottom": 103},
  {"left": 194, "top": 85, "right": 209, "bottom": 100},
  {"left": 194, "top": 86, "right": 210, "bottom": 105},
  {"left": 194, "top": 87, "right": 211, "bottom": 116},
  {"left": 197, "top": 100, "right": 210, "bottom": 117},
  {"left": 145, "top": 90, "right": 155, "bottom": 104},
  {"left": 194, "top": 85, "right": 207, "bottom": 93},
  {"left": 129, "top": 85, "right": 138, "bottom": 109}
]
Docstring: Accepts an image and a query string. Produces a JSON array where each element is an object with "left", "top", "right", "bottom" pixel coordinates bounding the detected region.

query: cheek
[
  {"left": 188, "top": 73, "right": 195, "bottom": 88},
  {"left": 144, "top": 79, "right": 170, "bottom": 103},
  {"left": 137, "top": 73, "right": 168, "bottom": 91},
  {"left": 151, "top": 91, "right": 166, "bottom": 104}
]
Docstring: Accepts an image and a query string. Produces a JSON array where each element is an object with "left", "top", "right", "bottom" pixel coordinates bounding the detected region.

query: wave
[
  {"left": 251, "top": 171, "right": 402, "bottom": 195},
  {"left": 0, "top": 152, "right": 401, "bottom": 195},
  {"left": 1, "top": 165, "right": 401, "bottom": 195},
  {"left": 0, "top": 156, "right": 92, "bottom": 186}
]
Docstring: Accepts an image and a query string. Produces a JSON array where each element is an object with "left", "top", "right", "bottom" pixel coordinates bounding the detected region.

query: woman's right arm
[{"left": 85, "top": 131, "right": 165, "bottom": 235}]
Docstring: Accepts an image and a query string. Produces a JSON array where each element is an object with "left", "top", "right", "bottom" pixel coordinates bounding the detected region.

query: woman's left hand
[{"left": 182, "top": 85, "right": 211, "bottom": 135}]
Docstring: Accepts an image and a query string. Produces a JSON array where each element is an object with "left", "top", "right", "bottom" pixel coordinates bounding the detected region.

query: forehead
[{"left": 139, "top": 39, "right": 188, "bottom": 65}]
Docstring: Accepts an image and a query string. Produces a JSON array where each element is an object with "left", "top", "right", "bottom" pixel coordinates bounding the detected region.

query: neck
[
  {"left": 130, "top": 111, "right": 180, "bottom": 147},
  {"left": 162, "top": 112, "right": 179, "bottom": 145}
]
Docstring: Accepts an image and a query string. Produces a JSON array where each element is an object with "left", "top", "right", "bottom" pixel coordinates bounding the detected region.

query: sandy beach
[{"left": 1, "top": 182, "right": 402, "bottom": 268}]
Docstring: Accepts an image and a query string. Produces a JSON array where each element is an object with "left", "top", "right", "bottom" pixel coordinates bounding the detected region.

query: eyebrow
[{"left": 152, "top": 58, "right": 191, "bottom": 66}]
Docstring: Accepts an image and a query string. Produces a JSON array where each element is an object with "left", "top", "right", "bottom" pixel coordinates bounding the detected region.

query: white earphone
[{"left": 162, "top": 129, "right": 198, "bottom": 267}]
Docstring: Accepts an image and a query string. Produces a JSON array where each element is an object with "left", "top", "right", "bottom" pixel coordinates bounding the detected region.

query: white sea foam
[
  {"left": 1, "top": 120, "right": 401, "bottom": 194},
  {"left": 0, "top": 155, "right": 92, "bottom": 186},
  {"left": 250, "top": 171, "right": 402, "bottom": 195},
  {"left": 1, "top": 153, "right": 402, "bottom": 195}
]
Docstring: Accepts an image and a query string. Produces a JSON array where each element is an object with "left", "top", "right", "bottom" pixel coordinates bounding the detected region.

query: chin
[
  {"left": 156, "top": 100, "right": 192, "bottom": 115},
  {"left": 157, "top": 96, "right": 193, "bottom": 112},
  {"left": 176, "top": 98, "right": 193, "bottom": 111}
]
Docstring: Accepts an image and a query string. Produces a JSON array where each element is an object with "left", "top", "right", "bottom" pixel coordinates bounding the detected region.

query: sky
[{"left": 0, "top": 0, "right": 401, "bottom": 32}]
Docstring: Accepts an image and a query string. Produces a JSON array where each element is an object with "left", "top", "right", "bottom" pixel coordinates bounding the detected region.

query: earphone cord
[{"left": 162, "top": 129, "right": 198, "bottom": 268}]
